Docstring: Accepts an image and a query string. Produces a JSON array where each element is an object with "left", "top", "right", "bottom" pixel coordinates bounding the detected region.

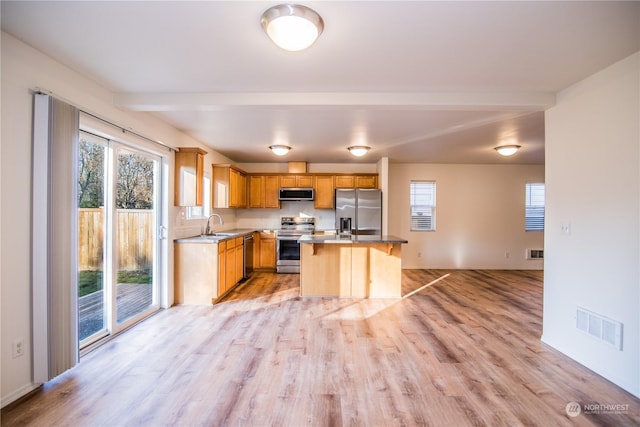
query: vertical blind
[
  {"left": 410, "top": 181, "right": 436, "bottom": 231},
  {"left": 32, "top": 94, "right": 80, "bottom": 383},
  {"left": 525, "top": 183, "right": 545, "bottom": 231}
]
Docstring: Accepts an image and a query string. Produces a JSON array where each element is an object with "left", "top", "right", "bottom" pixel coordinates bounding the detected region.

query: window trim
[
  {"left": 410, "top": 180, "right": 436, "bottom": 232},
  {"left": 525, "top": 182, "right": 545, "bottom": 232}
]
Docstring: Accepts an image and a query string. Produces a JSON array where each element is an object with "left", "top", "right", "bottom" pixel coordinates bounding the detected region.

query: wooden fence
[{"left": 78, "top": 208, "right": 154, "bottom": 271}]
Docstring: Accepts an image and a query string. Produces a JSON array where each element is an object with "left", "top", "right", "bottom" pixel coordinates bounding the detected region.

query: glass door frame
[
  {"left": 78, "top": 126, "right": 167, "bottom": 350},
  {"left": 110, "top": 143, "right": 162, "bottom": 334}
]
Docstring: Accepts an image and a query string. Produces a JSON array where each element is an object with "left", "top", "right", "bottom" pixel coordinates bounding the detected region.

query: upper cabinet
[
  {"left": 335, "top": 174, "right": 378, "bottom": 189},
  {"left": 280, "top": 175, "right": 313, "bottom": 188},
  {"left": 212, "top": 164, "right": 247, "bottom": 208},
  {"left": 314, "top": 175, "right": 335, "bottom": 209},
  {"left": 248, "top": 175, "right": 280, "bottom": 209},
  {"left": 174, "top": 147, "right": 207, "bottom": 206}
]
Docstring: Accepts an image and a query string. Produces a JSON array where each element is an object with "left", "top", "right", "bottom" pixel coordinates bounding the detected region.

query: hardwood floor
[{"left": 3, "top": 270, "right": 639, "bottom": 426}]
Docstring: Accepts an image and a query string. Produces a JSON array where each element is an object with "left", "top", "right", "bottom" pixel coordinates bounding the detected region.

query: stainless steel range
[{"left": 276, "top": 216, "right": 315, "bottom": 273}]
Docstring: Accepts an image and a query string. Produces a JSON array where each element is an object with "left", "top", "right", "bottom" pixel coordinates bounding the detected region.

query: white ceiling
[{"left": 2, "top": 1, "right": 639, "bottom": 164}]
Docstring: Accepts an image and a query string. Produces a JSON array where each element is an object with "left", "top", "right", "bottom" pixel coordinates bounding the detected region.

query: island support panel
[{"left": 300, "top": 243, "right": 402, "bottom": 298}]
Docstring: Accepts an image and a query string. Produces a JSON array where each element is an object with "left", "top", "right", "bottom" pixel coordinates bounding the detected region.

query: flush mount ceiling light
[
  {"left": 261, "top": 4, "right": 324, "bottom": 51},
  {"left": 494, "top": 144, "right": 521, "bottom": 156},
  {"left": 269, "top": 145, "right": 291, "bottom": 156},
  {"left": 347, "top": 146, "right": 371, "bottom": 157}
]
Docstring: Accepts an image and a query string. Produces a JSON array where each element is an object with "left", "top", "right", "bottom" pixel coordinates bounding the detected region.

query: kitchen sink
[{"left": 200, "top": 232, "right": 236, "bottom": 238}]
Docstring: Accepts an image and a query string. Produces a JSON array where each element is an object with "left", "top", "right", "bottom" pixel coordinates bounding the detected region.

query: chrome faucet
[{"left": 204, "top": 213, "right": 224, "bottom": 235}]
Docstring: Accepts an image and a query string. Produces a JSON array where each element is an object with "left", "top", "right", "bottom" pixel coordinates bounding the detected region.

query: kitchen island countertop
[{"left": 298, "top": 234, "right": 408, "bottom": 244}]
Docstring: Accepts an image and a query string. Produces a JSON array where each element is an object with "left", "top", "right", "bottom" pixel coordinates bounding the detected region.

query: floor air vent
[
  {"left": 526, "top": 249, "right": 544, "bottom": 259},
  {"left": 576, "top": 307, "right": 623, "bottom": 350}
]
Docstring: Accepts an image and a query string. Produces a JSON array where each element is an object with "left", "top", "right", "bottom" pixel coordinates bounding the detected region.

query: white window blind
[
  {"left": 525, "top": 183, "right": 545, "bottom": 231},
  {"left": 410, "top": 181, "right": 436, "bottom": 231}
]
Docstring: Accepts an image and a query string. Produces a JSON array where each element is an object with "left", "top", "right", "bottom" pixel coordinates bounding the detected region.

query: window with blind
[
  {"left": 525, "top": 183, "right": 545, "bottom": 231},
  {"left": 410, "top": 181, "right": 436, "bottom": 231}
]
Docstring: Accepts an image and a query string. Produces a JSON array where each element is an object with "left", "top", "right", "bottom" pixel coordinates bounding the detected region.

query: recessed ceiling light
[{"left": 261, "top": 4, "right": 324, "bottom": 51}]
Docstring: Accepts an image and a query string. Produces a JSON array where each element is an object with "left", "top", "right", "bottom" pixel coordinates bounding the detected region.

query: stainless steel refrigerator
[{"left": 335, "top": 189, "right": 382, "bottom": 235}]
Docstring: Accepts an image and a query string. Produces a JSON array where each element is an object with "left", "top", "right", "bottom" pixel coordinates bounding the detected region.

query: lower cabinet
[
  {"left": 255, "top": 231, "right": 276, "bottom": 270},
  {"left": 174, "top": 237, "right": 244, "bottom": 305}
]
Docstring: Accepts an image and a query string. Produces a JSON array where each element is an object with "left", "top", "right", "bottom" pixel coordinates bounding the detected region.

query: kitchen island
[{"left": 298, "top": 234, "right": 408, "bottom": 298}]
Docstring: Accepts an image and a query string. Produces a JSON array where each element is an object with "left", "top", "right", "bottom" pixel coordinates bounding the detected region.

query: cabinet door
[
  {"left": 264, "top": 176, "right": 280, "bottom": 208},
  {"left": 225, "top": 240, "right": 236, "bottom": 292},
  {"left": 217, "top": 241, "right": 226, "bottom": 296},
  {"left": 356, "top": 175, "right": 377, "bottom": 188},
  {"left": 238, "top": 174, "right": 247, "bottom": 207},
  {"left": 235, "top": 243, "right": 244, "bottom": 284},
  {"left": 297, "top": 175, "right": 313, "bottom": 187},
  {"left": 229, "top": 169, "right": 240, "bottom": 207},
  {"left": 335, "top": 175, "right": 355, "bottom": 188},
  {"left": 248, "top": 175, "right": 264, "bottom": 208},
  {"left": 260, "top": 238, "right": 276, "bottom": 269},
  {"left": 174, "top": 147, "right": 207, "bottom": 206},
  {"left": 279, "top": 175, "right": 296, "bottom": 188},
  {"left": 314, "top": 175, "right": 335, "bottom": 209}
]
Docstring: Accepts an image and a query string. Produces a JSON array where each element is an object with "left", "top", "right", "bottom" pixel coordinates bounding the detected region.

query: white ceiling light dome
[
  {"left": 269, "top": 144, "right": 292, "bottom": 155},
  {"left": 494, "top": 144, "right": 521, "bottom": 156},
  {"left": 347, "top": 146, "right": 371, "bottom": 157},
  {"left": 261, "top": 4, "right": 324, "bottom": 51}
]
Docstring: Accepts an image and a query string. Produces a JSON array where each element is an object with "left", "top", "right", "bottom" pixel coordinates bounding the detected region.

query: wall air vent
[
  {"left": 526, "top": 249, "right": 544, "bottom": 259},
  {"left": 576, "top": 307, "right": 623, "bottom": 350}
]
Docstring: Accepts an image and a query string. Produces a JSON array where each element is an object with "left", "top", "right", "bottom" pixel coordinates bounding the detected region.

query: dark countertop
[
  {"left": 298, "top": 234, "right": 408, "bottom": 244},
  {"left": 174, "top": 229, "right": 256, "bottom": 243}
]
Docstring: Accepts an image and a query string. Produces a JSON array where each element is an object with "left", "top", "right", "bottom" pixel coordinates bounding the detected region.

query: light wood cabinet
[
  {"left": 255, "top": 231, "right": 276, "bottom": 270},
  {"left": 264, "top": 176, "right": 280, "bottom": 208},
  {"left": 248, "top": 175, "right": 280, "bottom": 208},
  {"left": 223, "top": 237, "right": 243, "bottom": 291},
  {"left": 280, "top": 175, "right": 313, "bottom": 188},
  {"left": 355, "top": 175, "right": 378, "bottom": 188},
  {"left": 217, "top": 241, "right": 226, "bottom": 296},
  {"left": 212, "top": 164, "right": 247, "bottom": 208},
  {"left": 174, "top": 147, "right": 207, "bottom": 206},
  {"left": 314, "top": 175, "right": 335, "bottom": 209},
  {"left": 335, "top": 174, "right": 378, "bottom": 189},
  {"left": 234, "top": 239, "right": 244, "bottom": 285},
  {"left": 174, "top": 241, "right": 221, "bottom": 304},
  {"left": 334, "top": 175, "right": 355, "bottom": 188},
  {"left": 300, "top": 242, "right": 402, "bottom": 298}
]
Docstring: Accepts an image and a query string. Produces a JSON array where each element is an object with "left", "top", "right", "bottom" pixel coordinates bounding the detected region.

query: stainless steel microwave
[{"left": 278, "top": 188, "right": 314, "bottom": 201}]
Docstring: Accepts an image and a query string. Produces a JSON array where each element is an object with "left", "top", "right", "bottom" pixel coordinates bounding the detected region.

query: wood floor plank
[{"left": 3, "top": 270, "right": 640, "bottom": 426}]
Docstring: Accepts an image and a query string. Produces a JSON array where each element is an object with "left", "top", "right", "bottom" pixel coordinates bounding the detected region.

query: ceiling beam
[{"left": 114, "top": 91, "right": 556, "bottom": 112}]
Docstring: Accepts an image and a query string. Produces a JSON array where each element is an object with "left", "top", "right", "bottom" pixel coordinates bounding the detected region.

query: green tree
[
  {"left": 117, "top": 152, "right": 154, "bottom": 209},
  {"left": 77, "top": 139, "right": 105, "bottom": 208}
]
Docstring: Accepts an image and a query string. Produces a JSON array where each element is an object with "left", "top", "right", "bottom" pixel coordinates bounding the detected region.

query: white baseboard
[{"left": 1, "top": 382, "right": 40, "bottom": 408}]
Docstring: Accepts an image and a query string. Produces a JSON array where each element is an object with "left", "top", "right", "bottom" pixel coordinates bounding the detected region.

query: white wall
[
  {"left": 0, "top": 32, "right": 227, "bottom": 406},
  {"left": 543, "top": 52, "right": 639, "bottom": 397},
  {"left": 388, "top": 163, "right": 545, "bottom": 269}
]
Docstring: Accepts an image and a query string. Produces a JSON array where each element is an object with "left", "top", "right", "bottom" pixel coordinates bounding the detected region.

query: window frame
[
  {"left": 525, "top": 182, "right": 545, "bottom": 232},
  {"left": 410, "top": 181, "right": 436, "bottom": 232}
]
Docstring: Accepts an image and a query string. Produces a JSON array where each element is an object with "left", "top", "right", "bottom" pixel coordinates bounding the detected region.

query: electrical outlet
[
  {"left": 505, "top": 251, "right": 510, "bottom": 259},
  {"left": 417, "top": 252, "right": 422, "bottom": 258},
  {"left": 12, "top": 338, "right": 24, "bottom": 358}
]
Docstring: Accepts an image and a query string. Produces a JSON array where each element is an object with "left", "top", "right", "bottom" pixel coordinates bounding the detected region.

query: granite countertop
[
  {"left": 298, "top": 234, "right": 408, "bottom": 244},
  {"left": 175, "top": 228, "right": 256, "bottom": 243}
]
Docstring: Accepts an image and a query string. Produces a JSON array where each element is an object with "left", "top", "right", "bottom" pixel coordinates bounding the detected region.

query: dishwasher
[{"left": 243, "top": 233, "right": 254, "bottom": 279}]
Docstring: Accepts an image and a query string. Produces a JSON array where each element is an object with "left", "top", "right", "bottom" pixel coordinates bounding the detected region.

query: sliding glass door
[
  {"left": 77, "top": 133, "right": 108, "bottom": 343},
  {"left": 114, "top": 147, "right": 158, "bottom": 324},
  {"left": 78, "top": 132, "right": 161, "bottom": 348}
]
